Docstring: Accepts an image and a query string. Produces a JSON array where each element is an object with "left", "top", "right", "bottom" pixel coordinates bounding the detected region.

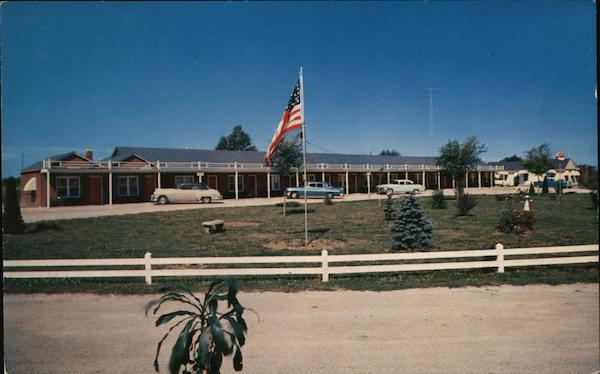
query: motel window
[
  {"left": 175, "top": 175, "right": 195, "bottom": 185},
  {"left": 118, "top": 176, "right": 139, "bottom": 196},
  {"left": 307, "top": 174, "right": 316, "bottom": 182},
  {"left": 271, "top": 174, "right": 281, "bottom": 191},
  {"left": 56, "top": 176, "right": 80, "bottom": 198},
  {"left": 522, "top": 174, "right": 529, "bottom": 181},
  {"left": 324, "top": 174, "right": 331, "bottom": 184},
  {"left": 337, "top": 174, "right": 346, "bottom": 189},
  {"left": 228, "top": 175, "right": 245, "bottom": 192}
]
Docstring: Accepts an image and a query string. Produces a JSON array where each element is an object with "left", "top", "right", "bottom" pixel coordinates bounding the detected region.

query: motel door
[
  {"left": 88, "top": 176, "right": 103, "bottom": 205},
  {"left": 144, "top": 175, "right": 156, "bottom": 201},
  {"left": 247, "top": 175, "right": 257, "bottom": 198},
  {"left": 207, "top": 175, "right": 218, "bottom": 190}
]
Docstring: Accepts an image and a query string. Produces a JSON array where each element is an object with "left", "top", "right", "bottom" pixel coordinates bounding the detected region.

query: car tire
[
  {"left": 201, "top": 197, "right": 211, "bottom": 204},
  {"left": 157, "top": 196, "right": 169, "bottom": 205},
  {"left": 326, "top": 192, "right": 334, "bottom": 200},
  {"left": 291, "top": 192, "right": 299, "bottom": 199}
]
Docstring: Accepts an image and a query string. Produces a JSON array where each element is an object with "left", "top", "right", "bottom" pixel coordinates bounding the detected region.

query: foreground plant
[
  {"left": 391, "top": 193, "right": 433, "bottom": 251},
  {"left": 146, "top": 280, "right": 251, "bottom": 374}
]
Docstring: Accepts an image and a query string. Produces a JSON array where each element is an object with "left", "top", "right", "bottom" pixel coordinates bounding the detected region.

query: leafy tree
[
  {"left": 146, "top": 280, "right": 251, "bottom": 374},
  {"left": 391, "top": 194, "right": 433, "bottom": 251},
  {"left": 2, "top": 177, "right": 25, "bottom": 234},
  {"left": 436, "top": 136, "right": 487, "bottom": 188},
  {"left": 431, "top": 189, "right": 447, "bottom": 209},
  {"left": 380, "top": 149, "right": 400, "bottom": 156},
  {"left": 269, "top": 140, "right": 302, "bottom": 177},
  {"left": 522, "top": 144, "right": 553, "bottom": 190},
  {"left": 215, "top": 125, "right": 257, "bottom": 151},
  {"left": 501, "top": 154, "right": 522, "bottom": 162}
]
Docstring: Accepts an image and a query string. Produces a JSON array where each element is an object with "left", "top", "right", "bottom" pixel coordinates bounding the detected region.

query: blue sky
[{"left": 1, "top": 1, "right": 597, "bottom": 177}]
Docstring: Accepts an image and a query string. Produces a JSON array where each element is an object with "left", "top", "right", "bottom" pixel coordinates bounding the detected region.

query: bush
[
  {"left": 542, "top": 177, "right": 549, "bottom": 194},
  {"left": 431, "top": 190, "right": 447, "bottom": 209},
  {"left": 528, "top": 183, "right": 535, "bottom": 196},
  {"left": 275, "top": 201, "right": 300, "bottom": 208},
  {"left": 2, "top": 177, "right": 25, "bottom": 234},
  {"left": 391, "top": 194, "right": 433, "bottom": 251},
  {"left": 323, "top": 194, "right": 333, "bottom": 206},
  {"left": 384, "top": 194, "right": 395, "bottom": 220},
  {"left": 496, "top": 208, "right": 535, "bottom": 234},
  {"left": 455, "top": 186, "right": 477, "bottom": 216},
  {"left": 591, "top": 191, "right": 598, "bottom": 209},
  {"left": 495, "top": 194, "right": 513, "bottom": 202},
  {"left": 33, "top": 221, "right": 61, "bottom": 233}
]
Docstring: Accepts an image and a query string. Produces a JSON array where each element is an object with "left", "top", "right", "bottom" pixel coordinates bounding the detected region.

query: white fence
[{"left": 3, "top": 244, "right": 598, "bottom": 285}]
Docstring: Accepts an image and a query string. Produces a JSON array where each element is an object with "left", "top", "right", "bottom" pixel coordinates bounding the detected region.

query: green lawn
[{"left": 3, "top": 193, "right": 598, "bottom": 293}]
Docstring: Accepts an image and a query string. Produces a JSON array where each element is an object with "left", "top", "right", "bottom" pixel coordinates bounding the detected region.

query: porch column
[
  {"left": 108, "top": 160, "right": 113, "bottom": 205},
  {"left": 46, "top": 167, "right": 51, "bottom": 208},
  {"left": 405, "top": 171, "right": 408, "bottom": 180},
  {"left": 387, "top": 171, "right": 390, "bottom": 184},
  {"left": 490, "top": 172, "right": 494, "bottom": 188},
  {"left": 267, "top": 171, "right": 271, "bottom": 198},
  {"left": 321, "top": 163, "right": 325, "bottom": 182},
  {"left": 197, "top": 172, "right": 204, "bottom": 183},
  {"left": 296, "top": 170, "right": 300, "bottom": 187},
  {"left": 157, "top": 161, "right": 161, "bottom": 188},
  {"left": 478, "top": 171, "right": 482, "bottom": 188},
  {"left": 422, "top": 170, "right": 426, "bottom": 188},
  {"left": 345, "top": 164, "right": 349, "bottom": 195},
  {"left": 367, "top": 172, "right": 371, "bottom": 196},
  {"left": 437, "top": 172, "right": 441, "bottom": 190},
  {"left": 465, "top": 172, "right": 469, "bottom": 188},
  {"left": 452, "top": 176, "right": 456, "bottom": 189},
  {"left": 234, "top": 161, "right": 239, "bottom": 200}
]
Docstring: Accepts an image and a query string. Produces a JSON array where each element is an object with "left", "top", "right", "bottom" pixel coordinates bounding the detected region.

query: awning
[{"left": 23, "top": 177, "right": 37, "bottom": 192}]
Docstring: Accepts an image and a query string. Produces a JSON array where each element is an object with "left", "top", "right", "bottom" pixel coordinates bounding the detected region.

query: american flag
[{"left": 264, "top": 80, "right": 303, "bottom": 165}]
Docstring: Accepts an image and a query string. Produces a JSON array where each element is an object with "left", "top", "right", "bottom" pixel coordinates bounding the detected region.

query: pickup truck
[
  {"left": 285, "top": 182, "right": 344, "bottom": 199},
  {"left": 151, "top": 183, "right": 223, "bottom": 204},
  {"left": 376, "top": 179, "right": 425, "bottom": 194}
]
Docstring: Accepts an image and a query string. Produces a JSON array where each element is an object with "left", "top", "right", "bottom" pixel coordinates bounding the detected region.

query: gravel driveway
[{"left": 4, "top": 284, "right": 599, "bottom": 374}]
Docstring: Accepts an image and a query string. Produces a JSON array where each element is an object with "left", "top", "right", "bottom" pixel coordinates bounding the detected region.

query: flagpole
[{"left": 299, "top": 66, "right": 308, "bottom": 245}]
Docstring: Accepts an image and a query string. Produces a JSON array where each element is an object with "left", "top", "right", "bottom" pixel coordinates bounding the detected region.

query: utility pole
[{"left": 425, "top": 88, "right": 438, "bottom": 136}]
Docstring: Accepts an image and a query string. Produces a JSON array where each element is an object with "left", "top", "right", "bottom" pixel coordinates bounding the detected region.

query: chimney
[{"left": 84, "top": 149, "right": 93, "bottom": 160}]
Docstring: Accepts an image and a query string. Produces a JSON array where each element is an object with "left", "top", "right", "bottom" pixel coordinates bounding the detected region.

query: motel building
[{"left": 19, "top": 146, "right": 503, "bottom": 208}]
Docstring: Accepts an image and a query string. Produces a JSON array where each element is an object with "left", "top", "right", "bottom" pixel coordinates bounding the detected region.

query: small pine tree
[
  {"left": 391, "top": 194, "right": 433, "bottom": 251},
  {"left": 528, "top": 183, "right": 535, "bottom": 196},
  {"left": 455, "top": 186, "right": 477, "bottom": 216},
  {"left": 542, "top": 176, "right": 549, "bottom": 194},
  {"left": 384, "top": 194, "right": 395, "bottom": 220},
  {"left": 431, "top": 189, "right": 447, "bottom": 209},
  {"left": 323, "top": 194, "right": 333, "bottom": 206},
  {"left": 3, "top": 177, "right": 25, "bottom": 234}
]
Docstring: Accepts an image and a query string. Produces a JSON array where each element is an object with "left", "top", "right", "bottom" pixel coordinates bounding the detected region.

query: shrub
[
  {"left": 275, "top": 201, "right": 300, "bottom": 208},
  {"left": 542, "top": 177, "right": 549, "bottom": 194},
  {"left": 455, "top": 186, "right": 477, "bottom": 216},
  {"left": 391, "top": 194, "right": 433, "bottom": 251},
  {"left": 528, "top": 183, "right": 535, "bottom": 196},
  {"left": 33, "top": 221, "right": 61, "bottom": 233},
  {"left": 323, "top": 194, "right": 333, "bottom": 206},
  {"left": 431, "top": 190, "right": 447, "bottom": 209},
  {"left": 2, "top": 177, "right": 25, "bottom": 234},
  {"left": 384, "top": 194, "right": 395, "bottom": 220},
  {"left": 495, "top": 194, "right": 513, "bottom": 202},
  {"left": 146, "top": 280, "right": 250, "bottom": 374},
  {"left": 591, "top": 191, "right": 598, "bottom": 209},
  {"left": 496, "top": 208, "right": 535, "bottom": 234}
]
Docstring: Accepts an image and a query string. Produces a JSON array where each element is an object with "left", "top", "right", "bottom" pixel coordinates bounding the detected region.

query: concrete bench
[{"left": 202, "top": 220, "right": 225, "bottom": 233}]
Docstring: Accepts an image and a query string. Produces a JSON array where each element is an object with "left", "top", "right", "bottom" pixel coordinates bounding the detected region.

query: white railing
[{"left": 3, "top": 244, "right": 597, "bottom": 285}]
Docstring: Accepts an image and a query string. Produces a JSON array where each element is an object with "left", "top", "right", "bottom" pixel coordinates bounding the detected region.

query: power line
[{"left": 425, "top": 88, "right": 438, "bottom": 136}]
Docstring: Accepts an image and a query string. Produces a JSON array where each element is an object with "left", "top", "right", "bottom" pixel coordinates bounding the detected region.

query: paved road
[
  {"left": 22, "top": 186, "right": 585, "bottom": 223},
  {"left": 4, "top": 284, "right": 599, "bottom": 374}
]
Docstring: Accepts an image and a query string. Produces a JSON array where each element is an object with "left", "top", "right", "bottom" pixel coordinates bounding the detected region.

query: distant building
[
  {"left": 19, "top": 146, "right": 502, "bottom": 208},
  {"left": 488, "top": 159, "right": 580, "bottom": 188}
]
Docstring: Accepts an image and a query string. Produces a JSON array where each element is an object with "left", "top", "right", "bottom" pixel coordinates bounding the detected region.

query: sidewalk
[{"left": 21, "top": 186, "right": 589, "bottom": 223}]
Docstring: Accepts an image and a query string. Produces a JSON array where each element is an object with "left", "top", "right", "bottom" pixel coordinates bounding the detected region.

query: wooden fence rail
[{"left": 3, "top": 244, "right": 598, "bottom": 285}]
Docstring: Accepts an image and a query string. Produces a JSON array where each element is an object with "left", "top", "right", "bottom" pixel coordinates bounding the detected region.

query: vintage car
[
  {"left": 151, "top": 183, "right": 223, "bottom": 204},
  {"left": 375, "top": 179, "right": 425, "bottom": 194},
  {"left": 285, "top": 182, "right": 344, "bottom": 199},
  {"left": 532, "top": 178, "right": 569, "bottom": 190}
]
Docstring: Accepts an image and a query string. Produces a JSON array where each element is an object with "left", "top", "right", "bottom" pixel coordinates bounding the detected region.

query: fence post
[
  {"left": 495, "top": 243, "right": 505, "bottom": 273},
  {"left": 321, "top": 250, "right": 329, "bottom": 282},
  {"left": 144, "top": 252, "right": 153, "bottom": 285}
]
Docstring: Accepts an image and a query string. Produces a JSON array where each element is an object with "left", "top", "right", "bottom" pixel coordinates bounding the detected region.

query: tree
[
  {"left": 436, "top": 136, "right": 487, "bottom": 187},
  {"left": 380, "top": 149, "right": 400, "bottom": 156},
  {"left": 269, "top": 140, "right": 302, "bottom": 177},
  {"left": 502, "top": 154, "right": 522, "bottom": 162},
  {"left": 522, "top": 144, "right": 553, "bottom": 192},
  {"left": 215, "top": 125, "right": 257, "bottom": 151},
  {"left": 2, "top": 177, "right": 25, "bottom": 234},
  {"left": 384, "top": 193, "right": 395, "bottom": 220},
  {"left": 391, "top": 194, "right": 433, "bottom": 251}
]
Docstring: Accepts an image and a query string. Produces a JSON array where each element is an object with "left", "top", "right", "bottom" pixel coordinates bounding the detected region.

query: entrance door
[
  {"left": 208, "top": 175, "right": 218, "bottom": 190},
  {"left": 88, "top": 176, "right": 103, "bottom": 205},
  {"left": 247, "top": 175, "right": 257, "bottom": 198},
  {"left": 144, "top": 175, "right": 156, "bottom": 201}
]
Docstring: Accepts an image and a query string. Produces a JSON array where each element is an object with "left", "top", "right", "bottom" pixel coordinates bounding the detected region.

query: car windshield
[
  {"left": 192, "top": 184, "right": 208, "bottom": 190},
  {"left": 177, "top": 184, "right": 192, "bottom": 190}
]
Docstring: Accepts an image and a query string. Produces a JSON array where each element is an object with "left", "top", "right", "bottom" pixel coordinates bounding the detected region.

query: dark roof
[
  {"left": 489, "top": 158, "right": 574, "bottom": 171},
  {"left": 21, "top": 151, "right": 90, "bottom": 172},
  {"left": 106, "top": 146, "right": 468, "bottom": 166}
]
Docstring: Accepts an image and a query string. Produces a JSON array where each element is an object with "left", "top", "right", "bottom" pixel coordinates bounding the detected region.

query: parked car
[
  {"left": 376, "top": 179, "right": 425, "bottom": 194},
  {"left": 532, "top": 178, "right": 569, "bottom": 190},
  {"left": 151, "top": 183, "right": 223, "bottom": 204},
  {"left": 285, "top": 182, "right": 344, "bottom": 199}
]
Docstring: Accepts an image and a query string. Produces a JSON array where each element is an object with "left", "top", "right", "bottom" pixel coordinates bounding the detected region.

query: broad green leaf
[
  {"left": 197, "top": 327, "right": 210, "bottom": 368},
  {"left": 156, "top": 310, "right": 197, "bottom": 327},
  {"left": 153, "top": 317, "right": 193, "bottom": 372},
  {"left": 224, "top": 317, "right": 245, "bottom": 347},
  {"left": 168, "top": 319, "right": 195, "bottom": 374},
  {"left": 208, "top": 351, "right": 222, "bottom": 374},
  {"left": 208, "top": 316, "right": 233, "bottom": 355},
  {"left": 233, "top": 347, "right": 243, "bottom": 371}
]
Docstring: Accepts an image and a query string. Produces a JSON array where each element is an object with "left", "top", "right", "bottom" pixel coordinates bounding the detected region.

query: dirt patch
[
  {"left": 226, "top": 221, "right": 261, "bottom": 228},
  {"left": 264, "top": 239, "right": 346, "bottom": 251}
]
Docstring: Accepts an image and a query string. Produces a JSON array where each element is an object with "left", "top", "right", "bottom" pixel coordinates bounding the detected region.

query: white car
[
  {"left": 151, "top": 183, "right": 223, "bottom": 204},
  {"left": 376, "top": 179, "right": 425, "bottom": 194}
]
